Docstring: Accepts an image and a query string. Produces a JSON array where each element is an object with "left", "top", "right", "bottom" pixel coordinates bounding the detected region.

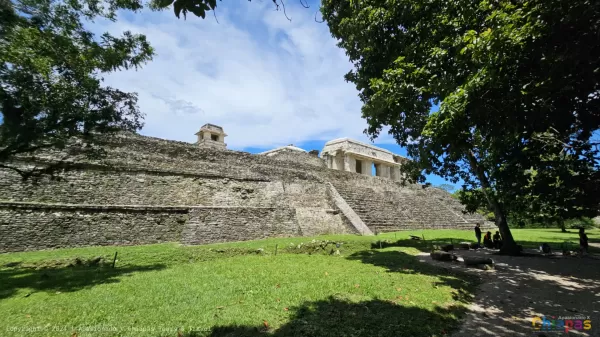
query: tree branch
[
  {"left": 213, "top": 8, "right": 219, "bottom": 23},
  {"left": 531, "top": 129, "right": 573, "bottom": 150},
  {"left": 272, "top": 0, "right": 291, "bottom": 21},
  {"left": 0, "top": 162, "right": 28, "bottom": 178},
  {"left": 3, "top": 157, "right": 81, "bottom": 181}
]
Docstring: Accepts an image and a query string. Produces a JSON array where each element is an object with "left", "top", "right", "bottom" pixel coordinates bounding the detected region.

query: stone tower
[{"left": 195, "top": 123, "right": 227, "bottom": 149}]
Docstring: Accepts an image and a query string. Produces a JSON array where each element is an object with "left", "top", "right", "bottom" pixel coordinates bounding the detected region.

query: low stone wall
[
  {"left": 0, "top": 203, "right": 302, "bottom": 253},
  {"left": 0, "top": 203, "right": 189, "bottom": 252}
]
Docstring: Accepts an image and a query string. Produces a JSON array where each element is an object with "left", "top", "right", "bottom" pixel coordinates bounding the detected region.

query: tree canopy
[
  {"left": 0, "top": 0, "right": 154, "bottom": 178},
  {"left": 321, "top": 0, "right": 600, "bottom": 253}
]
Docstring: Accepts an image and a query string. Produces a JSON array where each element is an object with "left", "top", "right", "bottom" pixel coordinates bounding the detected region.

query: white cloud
[{"left": 93, "top": 2, "right": 395, "bottom": 150}]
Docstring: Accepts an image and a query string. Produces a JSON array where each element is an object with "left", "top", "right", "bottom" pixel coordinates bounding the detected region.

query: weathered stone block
[{"left": 431, "top": 251, "right": 457, "bottom": 262}]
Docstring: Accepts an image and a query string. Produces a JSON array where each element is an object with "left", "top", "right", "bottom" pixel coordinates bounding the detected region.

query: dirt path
[{"left": 418, "top": 250, "right": 600, "bottom": 336}]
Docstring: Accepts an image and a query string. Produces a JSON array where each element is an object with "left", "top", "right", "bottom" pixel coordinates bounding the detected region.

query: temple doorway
[{"left": 355, "top": 159, "right": 363, "bottom": 174}]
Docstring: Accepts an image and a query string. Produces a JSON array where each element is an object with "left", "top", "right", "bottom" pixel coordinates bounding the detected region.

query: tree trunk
[
  {"left": 467, "top": 151, "right": 520, "bottom": 255},
  {"left": 559, "top": 219, "right": 567, "bottom": 233}
]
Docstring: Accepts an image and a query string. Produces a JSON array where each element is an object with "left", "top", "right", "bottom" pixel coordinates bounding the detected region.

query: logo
[{"left": 532, "top": 316, "right": 592, "bottom": 333}]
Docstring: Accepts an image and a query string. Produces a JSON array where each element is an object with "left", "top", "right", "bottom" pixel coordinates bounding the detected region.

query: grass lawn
[{"left": 0, "top": 228, "right": 597, "bottom": 337}]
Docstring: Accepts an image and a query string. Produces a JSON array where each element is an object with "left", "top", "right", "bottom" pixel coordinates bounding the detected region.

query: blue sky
[{"left": 5, "top": 0, "right": 459, "bottom": 189}]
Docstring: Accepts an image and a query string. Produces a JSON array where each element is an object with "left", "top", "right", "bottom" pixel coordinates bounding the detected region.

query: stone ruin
[{"left": 0, "top": 124, "right": 487, "bottom": 252}]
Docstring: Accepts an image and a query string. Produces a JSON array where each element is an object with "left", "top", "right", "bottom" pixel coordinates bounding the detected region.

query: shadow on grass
[
  {"left": 347, "top": 249, "right": 476, "bottom": 304},
  {"left": 347, "top": 243, "right": 600, "bottom": 336},
  {"left": 0, "top": 262, "right": 166, "bottom": 300},
  {"left": 176, "top": 296, "right": 465, "bottom": 337}
]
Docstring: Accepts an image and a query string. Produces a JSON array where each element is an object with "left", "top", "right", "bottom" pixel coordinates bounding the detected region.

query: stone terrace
[
  {"left": 330, "top": 177, "right": 485, "bottom": 233},
  {"left": 0, "top": 133, "right": 488, "bottom": 252}
]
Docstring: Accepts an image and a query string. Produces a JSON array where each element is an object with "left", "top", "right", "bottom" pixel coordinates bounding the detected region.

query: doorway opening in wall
[
  {"left": 211, "top": 134, "right": 219, "bottom": 141},
  {"left": 355, "top": 160, "right": 363, "bottom": 174},
  {"left": 372, "top": 163, "right": 378, "bottom": 176}
]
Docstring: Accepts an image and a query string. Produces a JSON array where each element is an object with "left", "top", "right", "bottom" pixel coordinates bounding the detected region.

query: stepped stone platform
[
  {"left": 330, "top": 178, "right": 484, "bottom": 233},
  {"left": 0, "top": 133, "right": 488, "bottom": 252}
]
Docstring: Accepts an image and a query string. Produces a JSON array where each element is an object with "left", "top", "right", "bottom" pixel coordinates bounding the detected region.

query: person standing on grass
[
  {"left": 580, "top": 228, "right": 589, "bottom": 256},
  {"left": 474, "top": 223, "right": 482, "bottom": 248}
]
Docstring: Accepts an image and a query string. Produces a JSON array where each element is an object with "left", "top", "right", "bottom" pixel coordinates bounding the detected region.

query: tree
[
  {"left": 0, "top": 0, "right": 154, "bottom": 178},
  {"left": 321, "top": 0, "right": 600, "bottom": 253},
  {"left": 458, "top": 162, "right": 599, "bottom": 232},
  {"left": 505, "top": 158, "right": 599, "bottom": 232}
]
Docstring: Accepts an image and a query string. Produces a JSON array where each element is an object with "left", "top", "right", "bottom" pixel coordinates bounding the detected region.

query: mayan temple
[{"left": 0, "top": 124, "right": 484, "bottom": 252}]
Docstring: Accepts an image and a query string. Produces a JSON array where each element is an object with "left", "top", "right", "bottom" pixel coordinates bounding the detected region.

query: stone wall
[
  {"left": 181, "top": 207, "right": 300, "bottom": 245},
  {"left": 0, "top": 203, "right": 189, "bottom": 252},
  {"left": 94, "top": 133, "right": 328, "bottom": 181},
  {"left": 0, "top": 203, "right": 305, "bottom": 252},
  {"left": 0, "top": 168, "right": 330, "bottom": 208},
  {"left": 262, "top": 150, "right": 325, "bottom": 168},
  {"left": 294, "top": 207, "right": 354, "bottom": 236},
  {"left": 0, "top": 133, "right": 488, "bottom": 252}
]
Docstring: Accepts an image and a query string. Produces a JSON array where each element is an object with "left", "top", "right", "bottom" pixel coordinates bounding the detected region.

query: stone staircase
[{"left": 331, "top": 180, "right": 484, "bottom": 233}]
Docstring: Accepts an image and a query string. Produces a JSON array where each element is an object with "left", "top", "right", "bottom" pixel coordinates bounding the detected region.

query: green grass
[{"left": 0, "top": 228, "right": 596, "bottom": 337}]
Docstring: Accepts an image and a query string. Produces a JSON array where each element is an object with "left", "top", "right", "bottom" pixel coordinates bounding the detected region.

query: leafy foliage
[
  {"left": 148, "top": 0, "right": 301, "bottom": 21},
  {"left": 321, "top": 0, "right": 600, "bottom": 252},
  {"left": 150, "top": 0, "right": 215, "bottom": 19},
  {"left": 0, "top": 0, "right": 154, "bottom": 178}
]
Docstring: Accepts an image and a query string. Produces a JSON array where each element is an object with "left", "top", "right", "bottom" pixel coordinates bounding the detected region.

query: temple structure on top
[
  {"left": 193, "top": 123, "right": 408, "bottom": 182},
  {"left": 258, "top": 144, "right": 307, "bottom": 156},
  {"left": 195, "top": 123, "right": 227, "bottom": 149},
  {"left": 320, "top": 138, "right": 407, "bottom": 181}
]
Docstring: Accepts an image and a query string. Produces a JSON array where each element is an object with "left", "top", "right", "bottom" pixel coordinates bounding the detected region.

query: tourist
[
  {"left": 541, "top": 243, "right": 552, "bottom": 254},
  {"left": 493, "top": 231, "right": 502, "bottom": 249},
  {"left": 474, "top": 223, "right": 482, "bottom": 248},
  {"left": 580, "top": 228, "right": 589, "bottom": 256},
  {"left": 483, "top": 231, "right": 494, "bottom": 249}
]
